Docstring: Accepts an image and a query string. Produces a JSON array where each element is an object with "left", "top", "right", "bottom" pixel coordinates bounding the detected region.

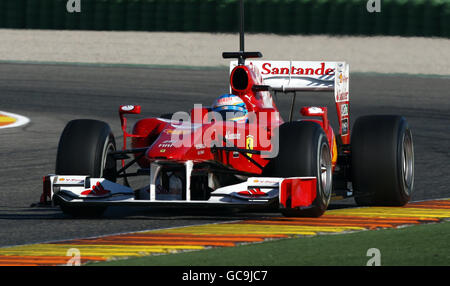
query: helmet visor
[{"left": 216, "top": 110, "right": 247, "bottom": 122}]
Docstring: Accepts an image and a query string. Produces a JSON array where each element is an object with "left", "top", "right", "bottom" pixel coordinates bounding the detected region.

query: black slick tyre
[
  {"left": 351, "top": 115, "right": 414, "bottom": 206},
  {"left": 55, "top": 119, "right": 117, "bottom": 217},
  {"left": 268, "top": 121, "right": 333, "bottom": 217}
]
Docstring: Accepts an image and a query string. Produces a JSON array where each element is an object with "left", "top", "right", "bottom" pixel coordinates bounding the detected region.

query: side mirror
[
  {"left": 300, "top": 106, "right": 326, "bottom": 116},
  {"left": 300, "top": 106, "right": 329, "bottom": 132},
  {"left": 119, "top": 105, "right": 142, "bottom": 151},
  {"left": 119, "top": 105, "right": 141, "bottom": 115}
]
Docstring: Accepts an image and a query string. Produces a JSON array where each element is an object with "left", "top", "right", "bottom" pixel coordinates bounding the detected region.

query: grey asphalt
[{"left": 0, "top": 63, "right": 449, "bottom": 247}]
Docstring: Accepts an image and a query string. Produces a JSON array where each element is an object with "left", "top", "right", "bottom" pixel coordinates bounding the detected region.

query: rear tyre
[
  {"left": 351, "top": 115, "right": 414, "bottom": 206},
  {"left": 267, "top": 121, "right": 332, "bottom": 217},
  {"left": 55, "top": 119, "right": 117, "bottom": 217}
]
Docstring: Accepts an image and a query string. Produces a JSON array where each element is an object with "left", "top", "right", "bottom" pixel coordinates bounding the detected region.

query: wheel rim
[
  {"left": 401, "top": 129, "right": 414, "bottom": 194},
  {"left": 101, "top": 140, "right": 116, "bottom": 181},
  {"left": 319, "top": 141, "right": 332, "bottom": 203}
]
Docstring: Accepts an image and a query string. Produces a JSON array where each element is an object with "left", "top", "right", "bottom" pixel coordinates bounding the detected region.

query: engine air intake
[{"left": 231, "top": 67, "right": 249, "bottom": 91}]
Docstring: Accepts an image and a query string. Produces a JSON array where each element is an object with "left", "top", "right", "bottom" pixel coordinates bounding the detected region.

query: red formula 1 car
[{"left": 41, "top": 9, "right": 414, "bottom": 219}]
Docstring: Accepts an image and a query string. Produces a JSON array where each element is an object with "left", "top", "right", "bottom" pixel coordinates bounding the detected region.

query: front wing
[{"left": 42, "top": 174, "right": 318, "bottom": 211}]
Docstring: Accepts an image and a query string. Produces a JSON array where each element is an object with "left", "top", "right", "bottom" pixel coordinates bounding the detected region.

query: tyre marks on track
[{"left": 0, "top": 199, "right": 448, "bottom": 266}]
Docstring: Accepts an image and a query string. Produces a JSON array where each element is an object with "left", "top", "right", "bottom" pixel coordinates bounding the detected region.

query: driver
[{"left": 211, "top": 94, "right": 248, "bottom": 123}]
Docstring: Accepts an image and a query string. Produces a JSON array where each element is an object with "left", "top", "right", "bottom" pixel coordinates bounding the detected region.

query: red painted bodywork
[
  {"left": 80, "top": 181, "right": 111, "bottom": 196},
  {"left": 121, "top": 64, "right": 337, "bottom": 176},
  {"left": 279, "top": 178, "right": 317, "bottom": 209}
]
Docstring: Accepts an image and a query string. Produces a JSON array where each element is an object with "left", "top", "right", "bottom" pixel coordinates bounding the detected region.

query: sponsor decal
[
  {"left": 158, "top": 143, "right": 173, "bottom": 148},
  {"left": 252, "top": 178, "right": 280, "bottom": 184},
  {"left": 57, "top": 177, "right": 84, "bottom": 184},
  {"left": 158, "top": 140, "right": 175, "bottom": 148},
  {"left": 340, "top": 103, "right": 348, "bottom": 117},
  {"left": 261, "top": 62, "right": 334, "bottom": 76},
  {"left": 225, "top": 131, "right": 241, "bottom": 140},
  {"left": 341, "top": 118, "right": 349, "bottom": 135},
  {"left": 335, "top": 69, "right": 349, "bottom": 102},
  {"left": 338, "top": 72, "right": 349, "bottom": 84},
  {"left": 336, "top": 92, "right": 349, "bottom": 102}
]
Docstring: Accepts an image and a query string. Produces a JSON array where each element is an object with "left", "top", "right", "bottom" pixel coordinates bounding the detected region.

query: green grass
[{"left": 90, "top": 221, "right": 450, "bottom": 266}]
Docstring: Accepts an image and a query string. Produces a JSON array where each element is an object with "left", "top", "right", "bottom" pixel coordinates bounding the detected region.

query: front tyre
[
  {"left": 351, "top": 115, "right": 414, "bottom": 206},
  {"left": 268, "top": 121, "right": 333, "bottom": 217},
  {"left": 55, "top": 119, "right": 117, "bottom": 217}
]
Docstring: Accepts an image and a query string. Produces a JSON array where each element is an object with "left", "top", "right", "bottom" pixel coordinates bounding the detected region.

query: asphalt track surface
[{"left": 0, "top": 63, "right": 448, "bottom": 247}]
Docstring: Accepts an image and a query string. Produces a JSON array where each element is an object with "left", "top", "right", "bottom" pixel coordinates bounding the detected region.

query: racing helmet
[{"left": 212, "top": 94, "right": 248, "bottom": 123}]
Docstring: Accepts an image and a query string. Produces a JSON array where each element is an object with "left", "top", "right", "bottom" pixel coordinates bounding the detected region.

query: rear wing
[
  {"left": 230, "top": 60, "right": 349, "bottom": 103},
  {"left": 229, "top": 60, "right": 350, "bottom": 144}
]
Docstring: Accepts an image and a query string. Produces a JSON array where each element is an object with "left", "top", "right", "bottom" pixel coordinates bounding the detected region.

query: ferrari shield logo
[{"left": 246, "top": 135, "right": 254, "bottom": 158}]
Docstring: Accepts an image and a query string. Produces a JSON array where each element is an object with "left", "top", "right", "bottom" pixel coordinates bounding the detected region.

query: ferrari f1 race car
[{"left": 41, "top": 7, "right": 414, "bottom": 218}]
